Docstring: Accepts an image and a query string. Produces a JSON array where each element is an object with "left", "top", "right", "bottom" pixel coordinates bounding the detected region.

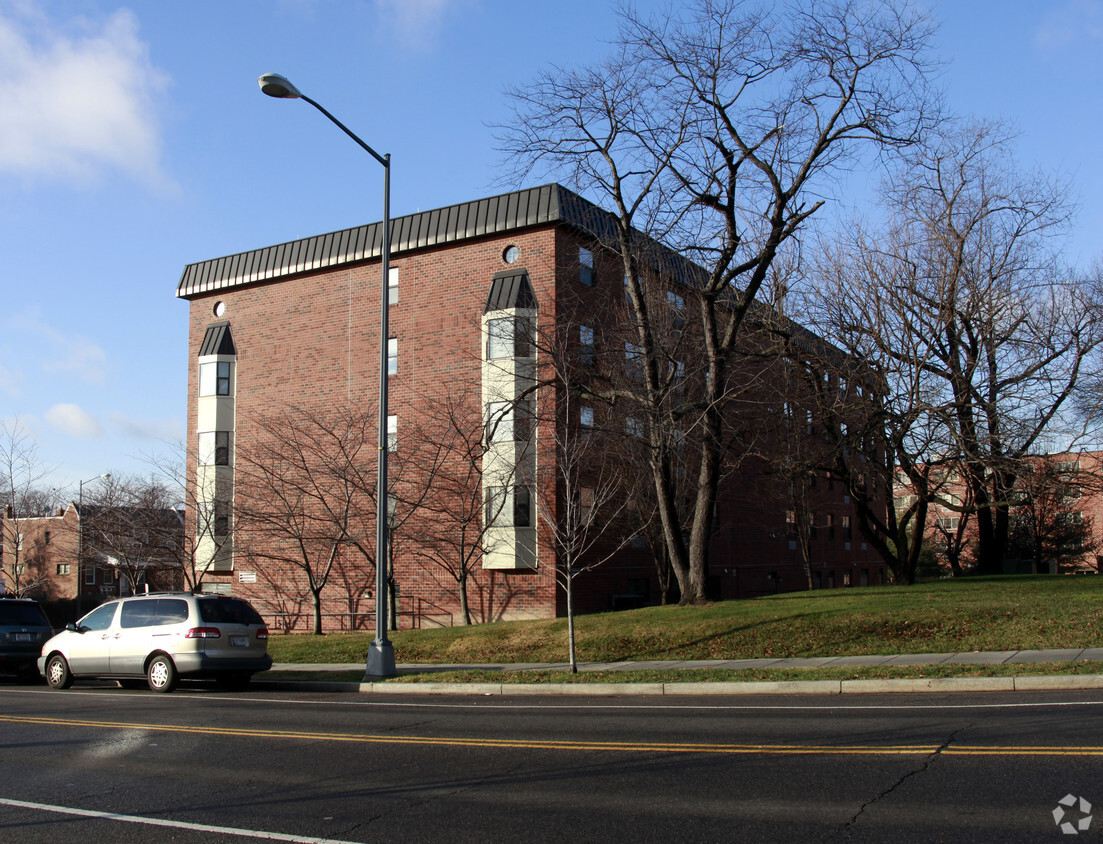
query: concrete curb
[{"left": 253, "top": 673, "right": 1103, "bottom": 696}]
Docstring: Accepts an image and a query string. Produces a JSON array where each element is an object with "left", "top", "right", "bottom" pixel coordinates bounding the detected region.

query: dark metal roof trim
[
  {"left": 199, "top": 322, "right": 236, "bottom": 356},
  {"left": 176, "top": 184, "right": 606, "bottom": 299},
  {"left": 484, "top": 270, "right": 537, "bottom": 314}
]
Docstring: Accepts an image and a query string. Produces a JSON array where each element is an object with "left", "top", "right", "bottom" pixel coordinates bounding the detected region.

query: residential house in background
[{"left": 1, "top": 503, "right": 184, "bottom": 605}]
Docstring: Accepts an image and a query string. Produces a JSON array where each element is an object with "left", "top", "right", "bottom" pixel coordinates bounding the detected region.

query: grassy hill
[{"left": 266, "top": 575, "right": 1103, "bottom": 665}]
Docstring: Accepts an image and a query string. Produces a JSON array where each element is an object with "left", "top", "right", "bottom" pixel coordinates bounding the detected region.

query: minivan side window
[{"left": 80, "top": 603, "right": 118, "bottom": 632}]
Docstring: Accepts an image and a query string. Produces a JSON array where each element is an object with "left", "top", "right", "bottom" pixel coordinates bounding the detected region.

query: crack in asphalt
[{"left": 832, "top": 725, "right": 971, "bottom": 840}]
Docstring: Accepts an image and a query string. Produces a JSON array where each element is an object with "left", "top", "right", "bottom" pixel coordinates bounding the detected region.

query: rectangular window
[
  {"left": 667, "top": 290, "right": 685, "bottom": 328},
  {"left": 387, "top": 414, "right": 397, "bottom": 452},
  {"left": 85, "top": 566, "right": 96, "bottom": 585},
  {"left": 842, "top": 515, "right": 852, "bottom": 540},
  {"left": 579, "top": 247, "right": 593, "bottom": 286},
  {"left": 388, "top": 337, "right": 397, "bottom": 376},
  {"left": 580, "top": 487, "right": 595, "bottom": 519},
  {"left": 388, "top": 267, "right": 399, "bottom": 305},
  {"left": 580, "top": 325, "right": 595, "bottom": 366},
  {"left": 827, "top": 513, "right": 835, "bottom": 539},
  {"left": 487, "top": 317, "right": 534, "bottom": 359},
  {"left": 785, "top": 510, "right": 796, "bottom": 538},
  {"left": 485, "top": 486, "right": 532, "bottom": 528},
  {"left": 199, "top": 501, "right": 230, "bottom": 538},
  {"left": 198, "top": 431, "right": 231, "bottom": 466},
  {"left": 487, "top": 400, "right": 533, "bottom": 443},
  {"left": 56, "top": 563, "right": 70, "bottom": 576},
  {"left": 626, "top": 417, "right": 644, "bottom": 437},
  {"left": 625, "top": 342, "right": 645, "bottom": 381},
  {"left": 44, "top": 531, "right": 51, "bottom": 545},
  {"left": 199, "top": 360, "right": 231, "bottom": 397},
  {"left": 580, "top": 406, "right": 594, "bottom": 433}
]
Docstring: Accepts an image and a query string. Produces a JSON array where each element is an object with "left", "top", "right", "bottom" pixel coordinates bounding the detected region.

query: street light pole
[
  {"left": 76, "top": 473, "right": 110, "bottom": 618},
  {"left": 258, "top": 73, "right": 396, "bottom": 678}
]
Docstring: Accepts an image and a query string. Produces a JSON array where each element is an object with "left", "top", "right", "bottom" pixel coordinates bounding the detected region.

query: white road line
[{"left": 0, "top": 797, "right": 362, "bottom": 844}]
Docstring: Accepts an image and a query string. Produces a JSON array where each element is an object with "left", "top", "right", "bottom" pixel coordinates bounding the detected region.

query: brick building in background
[
  {"left": 1, "top": 504, "right": 184, "bottom": 605},
  {"left": 176, "top": 184, "right": 886, "bottom": 632},
  {"left": 900, "top": 451, "right": 1103, "bottom": 576}
]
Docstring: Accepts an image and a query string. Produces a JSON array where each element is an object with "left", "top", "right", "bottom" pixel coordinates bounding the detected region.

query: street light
[
  {"left": 76, "top": 473, "right": 110, "bottom": 618},
  {"left": 259, "top": 72, "right": 396, "bottom": 678}
]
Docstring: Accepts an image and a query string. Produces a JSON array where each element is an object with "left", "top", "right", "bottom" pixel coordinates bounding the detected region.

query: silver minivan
[{"left": 39, "top": 593, "right": 272, "bottom": 692}]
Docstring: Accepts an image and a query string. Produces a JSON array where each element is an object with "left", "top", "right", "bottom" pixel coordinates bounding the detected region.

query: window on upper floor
[
  {"left": 580, "top": 325, "right": 595, "bottom": 366},
  {"left": 198, "top": 431, "right": 231, "bottom": 466},
  {"left": 625, "top": 342, "right": 645, "bottom": 381},
  {"left": 487, "top": 400, "right": 533, "bottom": 443},
  {"left": 487, "top": 317, "right": 535, "bottom": 359},
  {"left": 388, "top": 267, "right": 399, "bottom": 305},
  {"left": 199, "top": 361, "right": 232, "bottom": 397},
  {"left": 485, "top": 486, "right": 532, "bottom": 528},
  {"left": 667, "top": 291, "right": 685, "bottom": 328},
  {"left": 388, "top": 337, "right": 398, "bottom": 376},
  {"left": 579, "top": 247, "right": 594, "bottom": 286},
  {"left": 387, "top": 415, "right": 397, "bottom": 452},
  {"left": 580, "top": 405, "right": 594, "bottom": 433}
]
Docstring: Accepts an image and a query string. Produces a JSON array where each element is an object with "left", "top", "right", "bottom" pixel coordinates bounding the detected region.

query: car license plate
[
  {"left": 230, "top": 635, "right": 249, "bottom": 648},
  {"left": 14, "top": 633, "right": 32, "bottom": 642}
]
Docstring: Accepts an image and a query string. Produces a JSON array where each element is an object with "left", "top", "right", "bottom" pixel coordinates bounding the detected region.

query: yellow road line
[{"left": 2, "top": 714, "right": 1100, "bottom": 756}]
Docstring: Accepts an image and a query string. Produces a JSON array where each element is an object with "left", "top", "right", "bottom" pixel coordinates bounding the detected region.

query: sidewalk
[
  {"left": 260, "top": 648, "right": 1103, "bottom": 696},
  {"left": 273, "top": 647, "right": 1103, "bottom": 674}
]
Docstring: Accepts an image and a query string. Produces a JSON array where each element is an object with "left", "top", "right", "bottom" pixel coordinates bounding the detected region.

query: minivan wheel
[
  {"left": 146, "top": 655, "right": 178, "bottom": 693},
  {"left": 45, "top": 654, "right": 73, "bottom": 690}
]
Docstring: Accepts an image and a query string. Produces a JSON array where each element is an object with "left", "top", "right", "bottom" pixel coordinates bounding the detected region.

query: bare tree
[
  {"left": 1007, "top": 456, "right": 1101, "bottom": 574},
  {"left": 79, "top": 474, "right": 185, "bottom": 596},
  {"left": 404, "top": 387, "right": 510, "bottom": 625},
  {"left": 0, "top": 418, "right": 57, "bottom": 597},
  {"left": 234, "top": 406, "right": 377, "bottom": 635},
  {"left": 809, "top": 121, "right": 1103, "bottom": 577},
  {"left": 502, "top": 0, "right": 938, "bottom": 602},
  {"left": 143, "top": 442, "right": 231, "bottom": 592},
  {"left": 533, "top": 330, "right": 650, "bottom": 672}
]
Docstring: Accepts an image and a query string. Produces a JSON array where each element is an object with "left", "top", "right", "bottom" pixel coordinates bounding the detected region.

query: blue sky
[{"left": 1, "top": 0, "right": 1100, "bottom": 495}]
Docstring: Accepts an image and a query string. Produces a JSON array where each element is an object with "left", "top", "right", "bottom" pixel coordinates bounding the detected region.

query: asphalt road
[{"left": 0, "top": 679, "right": 1100, "bottom": 842}]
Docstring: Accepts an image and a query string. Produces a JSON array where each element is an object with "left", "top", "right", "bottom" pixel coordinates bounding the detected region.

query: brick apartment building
[
  {"left": 901, "top": 451, "right": 1103, "bottom": 576},
  {"left": 1, "top": 504, "right": 184, "bottom": 604},
  {"left": 176, "top": 184, "right": 886, "bottom": 632}
]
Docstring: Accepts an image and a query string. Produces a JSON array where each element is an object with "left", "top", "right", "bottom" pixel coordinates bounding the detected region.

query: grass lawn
[{"left": 266, "top": 574, "right": 1103, "bottom": 668}]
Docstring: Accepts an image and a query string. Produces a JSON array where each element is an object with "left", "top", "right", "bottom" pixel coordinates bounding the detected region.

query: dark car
[{"left": 0, "top": 598, "right": 54, "bottom": 681}]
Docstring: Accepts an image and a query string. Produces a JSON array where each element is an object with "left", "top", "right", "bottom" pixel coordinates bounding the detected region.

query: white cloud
[
  {"left": 1036, "top": 0, "right": 1103, "bottom": 48},
  {"left": 373, "top": 0, "right": 467, "bottom": 51},
  {"left": 11, "top": 310, "right": 108, "bottom": 385},
  {"left": 0, "top": 5, "right": 171, "bottom": 188},
  {"left": 46, "top": 403, "right": 104, "bottom": 438},
  {"left": 0, "top": 359, "right": 23, "bottom": 397}
]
